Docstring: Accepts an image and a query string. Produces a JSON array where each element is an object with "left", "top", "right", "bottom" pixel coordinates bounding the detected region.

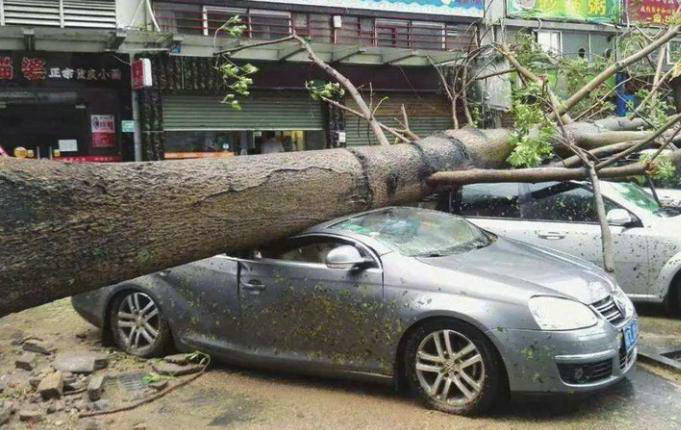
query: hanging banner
[
  {"left": 254, "top": 0, "right": 484, "bottom": 17},
  {"left": 627, "top": 0, "right": 679, "bottom": 24},
  {"left": 506, "top": 0, "right": 621, "bottom": 23}
]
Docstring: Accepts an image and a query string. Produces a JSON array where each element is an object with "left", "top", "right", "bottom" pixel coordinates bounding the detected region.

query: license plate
[{"left": 623, "top": 320, "right": 638, "bottom": 352}]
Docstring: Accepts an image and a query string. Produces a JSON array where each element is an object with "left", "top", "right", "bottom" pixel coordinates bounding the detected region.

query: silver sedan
[{"left": 72, "top": 207, "right": 638, "bottom": 415}]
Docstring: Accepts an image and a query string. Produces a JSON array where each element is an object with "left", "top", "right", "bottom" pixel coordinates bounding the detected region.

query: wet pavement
[{"left": 1, "top": 299, "right": 680, "bottom": 429}]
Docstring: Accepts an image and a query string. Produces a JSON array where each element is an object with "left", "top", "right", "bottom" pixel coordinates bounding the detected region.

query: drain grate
[{"left": 115, "top": 372, "right": 148, "bottom": 394}]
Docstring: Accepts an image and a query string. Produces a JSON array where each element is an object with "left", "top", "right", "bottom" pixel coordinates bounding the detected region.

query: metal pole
[
  {"left": 132, "top": 89, "right": 142, "bottom": 161},
  {"left": 130, "top": 54, "right": 142, "bottom": 161}
]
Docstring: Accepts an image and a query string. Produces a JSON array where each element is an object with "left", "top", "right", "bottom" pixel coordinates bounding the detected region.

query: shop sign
[
  {"left": 91, "top": 114, "right": 116, "bottom": 148},
  {"left": 0, "top": 51, "right": 128, "bottom": 88},
  {"left": 506, "top": 0, "right": 621, "bottom": 23},
  {"left": 254, "top": 0, "right": 483, "bottom": 17},
  {"left": 58, "top": 139, "right": 78, "bottom": 152},
  {"left": 56, "top": 155, "right": 122, "bottom": 163},
  {"left": 121, "top": 120, "right": 135, "bottom": 133},
  {"left": 132, "top": 59, "right": 153, "bottom": 90},
  {"left": 627, "top": 0, "right": 679, "bottom": 24}
]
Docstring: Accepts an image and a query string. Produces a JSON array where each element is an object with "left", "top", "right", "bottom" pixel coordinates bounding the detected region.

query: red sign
[
  {"left": 21, "top": 57, "right": 46, "bottom": 81},
  {"left": 131, "top": 58, "right": 152, "bottom": 90},
  {"left": 92, "top": 132, "right": 116, "bottom": 148},
  {"left": 90, "top": 114, "right": 116, "bottom": 148},
  {"left": 0, "top": 144, "right": 7, "bottom": 157},
  {"left": 628, "top": 0, "right": 679, "bottom": 24},
  {"left": 0, "top": 57, "right": 13, "bottom": 80},
  {"left": 55, "top": 155, "right": 122, "bottom": 163}
]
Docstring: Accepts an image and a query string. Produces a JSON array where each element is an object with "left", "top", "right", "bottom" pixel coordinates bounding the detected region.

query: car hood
[{"left": 416, "top": 238, "right": 613, "bottom": 304}]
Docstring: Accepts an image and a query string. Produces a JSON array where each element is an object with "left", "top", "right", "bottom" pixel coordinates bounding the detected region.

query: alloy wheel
[
  {"left": 415, "top": 329, "right": 485, "bottom": 406},
  {"left": 115, "top": 292, "right": 161, "bottom": 353}
]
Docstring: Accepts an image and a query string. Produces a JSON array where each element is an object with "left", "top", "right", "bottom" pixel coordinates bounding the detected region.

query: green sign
[
  {"left": 121, "top": 120, "right": 135, "bottom": 133},
  {"left": 506, "top": 0, "right": 621, "bottom": 23}
]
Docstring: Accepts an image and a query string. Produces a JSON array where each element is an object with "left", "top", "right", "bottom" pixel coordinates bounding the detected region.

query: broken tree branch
[
  {"left": 291, "top": 34, "right": 390, "bottom": 146},
  {"left": 497, "top": 44, "right": 573, "bottom": 124},
  {"left": 587, "top": 162, "right": 615, "bottom": 273},
  {"left": 554, "top": 17, "right": 681, "bottom": 118},
  {"left": 596, "top": 113, "right": 681, "bottom": 169}
]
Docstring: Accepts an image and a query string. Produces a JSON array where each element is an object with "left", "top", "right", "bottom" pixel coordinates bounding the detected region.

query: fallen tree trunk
[{"left": 0, "top": 129, "right": 511, "bottom": 316}]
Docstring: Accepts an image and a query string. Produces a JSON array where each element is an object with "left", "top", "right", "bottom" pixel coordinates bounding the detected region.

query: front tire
[
  {"left": 110, "top": 290, "right": 172, "bottom": 357},
  {"left": 404, "top": 319, "right": 504, "bottom": 416},
  {"left": 664, "top": 278, "right": 681, "bottom": 317}
]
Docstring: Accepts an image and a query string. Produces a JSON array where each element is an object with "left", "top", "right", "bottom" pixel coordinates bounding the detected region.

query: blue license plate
[{"left": 623, "top": 320, "right": 638, "bottom": 352}]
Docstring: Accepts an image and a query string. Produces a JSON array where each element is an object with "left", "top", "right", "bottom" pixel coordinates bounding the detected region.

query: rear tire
[
  {"left": 109, "top": 290, "right": 172, "bottom": 358},
  {"left": 404, "top": 319, "right": 504, "bottom": 416}
]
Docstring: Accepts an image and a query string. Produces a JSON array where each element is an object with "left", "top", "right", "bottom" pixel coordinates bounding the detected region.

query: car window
[
  {"left": 523, "top": 182, "right": 619, "bottom": 222},
  {"left": 453, "top": 183, "right": 521, "bottom": 218},
  {"left": 260, "top": 237, "right": 372, "bottom": 265},
  {"left": 330, "top": 207, "right": 493, "bottom": 257}
]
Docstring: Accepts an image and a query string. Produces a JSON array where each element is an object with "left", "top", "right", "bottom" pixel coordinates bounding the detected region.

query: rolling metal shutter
[
  {"left": 162, "top": 92, "right": 324, "bottom": 131},
  {"left": 344, "top": 93, "right": 452, "bottom": 146}
]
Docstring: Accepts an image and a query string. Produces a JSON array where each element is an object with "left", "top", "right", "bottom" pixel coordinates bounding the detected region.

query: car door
[
  {"left": 237, "top": 235, "right": 386, "bottom": 373},
  {"left": 162, "top": 255, "right": 243, "bottom": 350},
  {"left": 517, "top": 182, "right": 649, "bottom": 294}
]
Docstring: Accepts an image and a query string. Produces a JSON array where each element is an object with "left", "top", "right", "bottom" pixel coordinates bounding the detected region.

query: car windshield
[
  {"left": 607, "top": 182, "right": 678, "bottom": 217},
  {"left": 329, "top": 207, "right": 493, "bottom": 257}
]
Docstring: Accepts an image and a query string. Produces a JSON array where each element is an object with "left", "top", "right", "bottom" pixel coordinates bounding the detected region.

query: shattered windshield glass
[{"left": 330, "top": 207, "right": 493, "bottom": 257}]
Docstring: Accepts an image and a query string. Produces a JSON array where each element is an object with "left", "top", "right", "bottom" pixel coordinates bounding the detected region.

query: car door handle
[
  {"left": 536, "top": 231, "right": 566, "bottom": 240},
  {"left": 242, "top": 279, "right": 266, "bottom": 292}
]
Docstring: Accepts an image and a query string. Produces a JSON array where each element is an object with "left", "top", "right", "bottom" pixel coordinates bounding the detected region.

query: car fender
[
  {"left": 99, "top": 274, "right": 180, "bottom": 331},
  {"left": 652, "top": 250, "right": 681, "bottom": 299},
  {"left": 388, "top": 289, "right": 535, "bottom": 362}
]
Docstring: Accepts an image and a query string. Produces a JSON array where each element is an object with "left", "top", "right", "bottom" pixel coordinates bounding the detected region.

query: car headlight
[
  {"left": 612, "top": 286, "right": 635, "bottom": 316},
  {"left": 528, "top": 296, "right": 599, "bottom": 331}
]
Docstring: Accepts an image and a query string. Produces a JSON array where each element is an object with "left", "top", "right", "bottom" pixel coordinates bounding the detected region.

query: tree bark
[
  {"left": 587, "top": 162, "right": 615, "bottom": 273},
  {"left": 427, "top": 152, "right": 680, "bottom": 186},
  {"left": 0, "top": 129, "right": 512, "bottom": 316}
]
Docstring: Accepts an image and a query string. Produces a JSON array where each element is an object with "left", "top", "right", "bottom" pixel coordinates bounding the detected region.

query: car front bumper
[{"left": 487, "top": 315, "right": 638, "bottom": 394}]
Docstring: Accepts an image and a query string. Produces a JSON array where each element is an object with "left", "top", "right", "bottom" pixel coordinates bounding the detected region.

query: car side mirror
[
  {"left": 325, "top": 245, "right": 371, "bottom": 270},
  {"left": 606, "top": 208, "right": 633, "bottom": 226}
]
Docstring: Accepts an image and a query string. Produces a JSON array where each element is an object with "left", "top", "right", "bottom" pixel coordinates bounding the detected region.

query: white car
[
  {"left": 624, "top": 149, "right": 681, "bottom": 208},
  {"left": 438, "top": 181, "right": 681, "bottom": 312}
]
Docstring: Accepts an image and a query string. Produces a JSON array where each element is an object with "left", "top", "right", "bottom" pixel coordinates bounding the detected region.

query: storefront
[
  {"left": 139, "top": 54, "right": 452, "bottom": 159},
  {"left": 344, "top": 92, "right": 452, "bottom": 146},
  {"left": 0, "top": 51, "right": 132, "bottom": 162},
  {"left": 161, "top": 90, "right": 326, "bottom": 159}
]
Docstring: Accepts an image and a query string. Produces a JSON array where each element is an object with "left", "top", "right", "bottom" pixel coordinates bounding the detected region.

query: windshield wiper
[{"left": 415, "top": 252, "right": 447, "bottom": 258}]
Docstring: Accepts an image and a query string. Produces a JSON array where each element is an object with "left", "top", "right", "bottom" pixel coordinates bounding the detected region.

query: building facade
[
  {"left": 123, "top": 0, "right": 483, "bottom": 160},
  {"left": 0, "top": 0, "right": 135, "bottom": 161},
  {"left": 1, "top": 0, "right": 679, "bottom": 162}
]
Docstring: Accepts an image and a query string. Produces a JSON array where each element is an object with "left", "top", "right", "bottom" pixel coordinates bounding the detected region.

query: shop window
[
  {"left": 376, "top": 19, "right": 410, "bottom": 48},
  {"left": 165, "top": 131, "right": 240, "bottom": 159},
  {"left": 202, "top": 6, "right": 246, "bottom": 37},
  {"left": 250, "top": 9, "right": 291, "bottom": 40},
  {"left": 446, "top": 25, "right": 476, "bottom": 52},
  {"left": 154, "top": 2, "right": 203, "bottom": 35},
  {"left": 165, "top": 130, "right": 325, "bottom": 158},
  {"left": 536, "top": 30, "right": 562, "bottom": 56},
  {"left": 668, "top": 39, "right": 681, "bottom": 65},
  {"left": 338, "top": 16, "right": 375, "bottom": 46},
  {"left": 410, "top": 22, "right": 444, "bottom": 50},
  {"left": 293, "top": 13, "right": 332, "bottom": 43},
  {"left": 561, "top": 31, "right": 588, "bottom": 59}
]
